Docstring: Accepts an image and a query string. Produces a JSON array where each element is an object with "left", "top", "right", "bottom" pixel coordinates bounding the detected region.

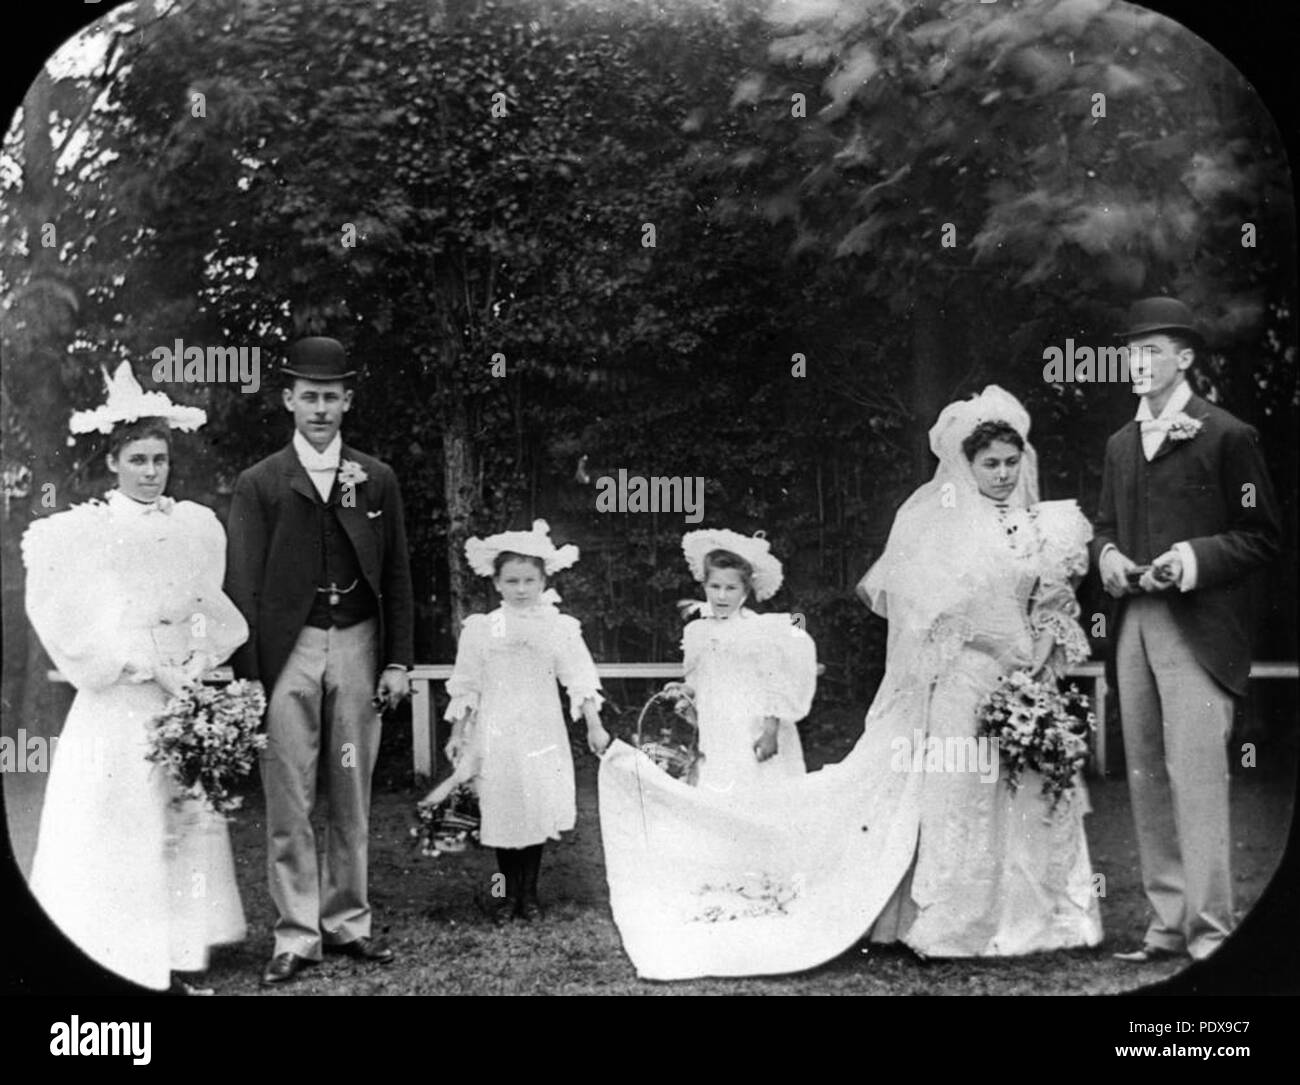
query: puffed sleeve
[
  {"left": 444, "top": 613, "right": 487, "bottom": 722},
  {"left": 172, "top": 502, "right": 249, "bottom": 670},
  {"left": 22, "top": 505, "right": 144, "bottom": 691},
  {"left": 1029, "top": 500, "right": 1092, "bottom": 667},
  {"left": 754, "top": 613, "right": 818, "bottom": 722},
  {"left": 681, "top": 619, "right": 706, "bottom": 681},
  {"left": 553, "top": 613, "right": 604, "bottom": 720}
]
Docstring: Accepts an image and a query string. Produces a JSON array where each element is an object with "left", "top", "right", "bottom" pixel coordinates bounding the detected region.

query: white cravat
[
  {"left": 1135, "top": 380, "right": 1193, "bottom": 461},
  {"left": 293, "top": 431, "right": 341, "bottom": 502}
]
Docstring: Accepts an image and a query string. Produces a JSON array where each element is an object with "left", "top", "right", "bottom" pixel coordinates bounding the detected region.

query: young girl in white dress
[
  {"left": 23, "top": 365, "right": 249, "bottom": 993},
  {"left": 675, "top": 529, "right": 817, "bottom": 795},
  {"left": 423, "top": 520, "right": 610, "bottom": 922}
]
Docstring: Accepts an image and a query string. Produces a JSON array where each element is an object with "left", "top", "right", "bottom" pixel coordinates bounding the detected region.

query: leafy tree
[{"left": 3, "top": 0, "right": 1293, "bottom": 722}]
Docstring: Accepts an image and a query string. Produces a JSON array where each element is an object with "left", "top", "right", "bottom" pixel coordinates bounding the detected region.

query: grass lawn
[{"left": 198, "top": 704, "right": 1295, "bottom": 996}]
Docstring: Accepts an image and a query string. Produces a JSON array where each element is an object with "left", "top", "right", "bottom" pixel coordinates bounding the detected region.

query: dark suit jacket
[
  {"left": 1091, "top": 394, "right": 1280, "bottom": 695},
  {"left": 224, "top": 442, "right": 415, "bottom": 691}
]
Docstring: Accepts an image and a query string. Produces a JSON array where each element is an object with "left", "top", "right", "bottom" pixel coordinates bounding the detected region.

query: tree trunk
[
  {"left": 440, "top": 390, "right": 478, "bottom": 637},
  {"left": 907, "top": 293, "right": 948, "bottom": 482},
  {"left": 10, "top": 69, "right": 81, "bottom": 729}
]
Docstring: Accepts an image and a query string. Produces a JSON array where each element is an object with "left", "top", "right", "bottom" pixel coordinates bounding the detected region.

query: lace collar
[
  {"left": 681, "top": 601, "right": 755, "bottom": 621},
  {"left": 106, "top": 489, "right": 173, "bottom": 516},
  {"left": 494, "top": 588, "right": 563, "bottom": 620}
]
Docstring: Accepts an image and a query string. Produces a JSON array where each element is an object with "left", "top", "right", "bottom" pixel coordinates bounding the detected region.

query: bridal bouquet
[
  {"left": 146, "top": 679, "right": 268, "bottom": 816},
  {"left": 976, "top": 670, "right": 1094, "bottom": 811}
]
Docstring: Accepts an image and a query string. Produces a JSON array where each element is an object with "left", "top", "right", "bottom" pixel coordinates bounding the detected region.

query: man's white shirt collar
[
  {"left": 293, "top": 431, "right": 342, "bottom": 500},
  {"left": 293, "top": 430, "right": 342, "bottom": 470},
  {"left": 1135, "top": 379, "right": 1192, "bottom": 423}
]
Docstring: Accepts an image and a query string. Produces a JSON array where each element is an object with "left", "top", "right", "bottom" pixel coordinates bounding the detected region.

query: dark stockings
[
  {"left": 496, "top": 848, "right": 522, "bottom": 902},
  {"left": 519, "top": 844, "right": 543, "bottom": 905},
  {"left": 494, "top": 845, "right": 545, "bottom": 918}
]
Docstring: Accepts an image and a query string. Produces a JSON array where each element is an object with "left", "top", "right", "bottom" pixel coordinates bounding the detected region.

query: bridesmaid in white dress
[
  {"left": 23, "top": 366, "right": 249, "bottom": 992},
  {"left": 677, "top": 529, "right": 816, "bottom": 795}
]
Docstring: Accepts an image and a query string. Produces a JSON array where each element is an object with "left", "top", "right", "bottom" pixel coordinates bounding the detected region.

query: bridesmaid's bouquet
[
  {"left": 146, "top": 680, "right": 268, "bottom": 816},
  {"left": 976, "top": 671, "right": 1094, "bottom": 811}
]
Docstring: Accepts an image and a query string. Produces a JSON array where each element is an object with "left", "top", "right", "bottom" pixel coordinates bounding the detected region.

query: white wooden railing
[
  {"left": 49, "top": 660, "right": 1299, "bottom": 781},
  {"left": 409, "top": 661, "right": 1299, "bottom": 780}
]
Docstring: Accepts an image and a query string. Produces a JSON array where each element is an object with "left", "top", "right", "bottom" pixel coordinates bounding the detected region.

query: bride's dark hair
[
  {"left": 961, "top": 420, "right": 1024, "bottom": 462},
  {"left": 108, "top": 417, "right": 172, "bottom": 458}
]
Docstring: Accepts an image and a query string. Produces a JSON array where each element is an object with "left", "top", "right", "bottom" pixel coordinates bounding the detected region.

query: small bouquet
[
  {"left": 412, "top": 785, "right": 481, "bottom": 857},
  {"left": 146, "top": 679, "right": 268, "bottom": 816},
  {"left": 976, "top": 670, "right": 1094, "bottom": 811},
  {"left": 659, "top": 681, "right": 698, "bottom": 727}
]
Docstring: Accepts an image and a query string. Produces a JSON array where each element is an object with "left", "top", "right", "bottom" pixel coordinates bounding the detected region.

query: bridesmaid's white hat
[
  {"left": 69, "top": 362, "right": 207, "bottom": 435},
  {"left": 465, "top": 519, "right": 580, "bottom": 577},
  {"left": 682, "top": 528, "right": 784, "bottom": 601}
]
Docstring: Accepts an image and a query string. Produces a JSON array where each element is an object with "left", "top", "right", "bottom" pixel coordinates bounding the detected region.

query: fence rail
[{"left": 49, "top": 660, "right": 1299, "bottom": 781}]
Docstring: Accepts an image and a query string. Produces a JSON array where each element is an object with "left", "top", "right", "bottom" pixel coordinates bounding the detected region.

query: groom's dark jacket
[
  {"left": 1091, "top": 393, "right": 1280, "bottom": 695},
  {"left": 224, "top": 442, "right": 414, "bottom": 691}
]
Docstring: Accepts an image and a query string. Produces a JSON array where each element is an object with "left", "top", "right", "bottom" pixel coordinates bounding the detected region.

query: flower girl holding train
[{"left": 424, "top": 520, "right": 609, "bottom": 923}]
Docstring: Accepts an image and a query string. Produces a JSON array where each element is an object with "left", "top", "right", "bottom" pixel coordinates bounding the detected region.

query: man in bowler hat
[
  {"left": 225, "top": 337, "right": 414, "bottom": 985},
  {"left": 1093, "top": 297, "right": 1280, "bottom": 962}
]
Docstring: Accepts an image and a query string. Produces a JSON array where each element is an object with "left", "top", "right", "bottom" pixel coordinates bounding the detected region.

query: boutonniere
[
  {"left": 1165, "top": 413, "right": 1204, "bottom": 442},
  {"left": 337, "top": 459, "right": 368, "bottom": 487}
]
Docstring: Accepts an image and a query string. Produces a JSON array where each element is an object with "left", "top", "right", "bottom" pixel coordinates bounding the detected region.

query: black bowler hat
[
  {"left": 1115, "top": 297, "right": 1204, "bottom": 345},
  {"left": 282, "top": 337, "right": 357, "bottom": 380}
]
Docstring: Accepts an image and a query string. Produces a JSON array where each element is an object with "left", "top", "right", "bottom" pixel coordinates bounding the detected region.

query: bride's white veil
[{"left": 861, "top": 385, "right": 1039, "bottom": 671}]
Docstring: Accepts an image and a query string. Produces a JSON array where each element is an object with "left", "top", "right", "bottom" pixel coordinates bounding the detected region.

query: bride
[
  {"left": 22, "top": 364, "right": 249, "bottom": 992},
  {"left": 598, "top": 385, "right": 1102, "bottom": 979}
]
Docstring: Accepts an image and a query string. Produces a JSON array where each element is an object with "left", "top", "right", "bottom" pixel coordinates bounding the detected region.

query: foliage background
[{"left": 2, "top": 0, "right": 1295, "bottom": 728}]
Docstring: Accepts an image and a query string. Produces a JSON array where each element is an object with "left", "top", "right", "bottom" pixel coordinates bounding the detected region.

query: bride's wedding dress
[{"left": 599, "top": 387, "right": 1103, "bottom": 979}]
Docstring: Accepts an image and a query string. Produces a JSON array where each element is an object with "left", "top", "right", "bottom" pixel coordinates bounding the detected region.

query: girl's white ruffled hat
[
  {"left": 465, "top": 519, "right": 580, "bottom": 577},
  {"left": 682, "top": 528, "right": 784, "bottom": 602},
  {"left": 69, "top": 362, "right": 207, "bottom": 435}
]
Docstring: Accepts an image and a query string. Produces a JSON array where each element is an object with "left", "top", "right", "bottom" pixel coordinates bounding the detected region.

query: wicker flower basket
[
  {"left": 633, "top": 688, "right": 702, "bottom": 785},
  {"left": 412, "top": 785, "right": 481, "bottom": 857}
]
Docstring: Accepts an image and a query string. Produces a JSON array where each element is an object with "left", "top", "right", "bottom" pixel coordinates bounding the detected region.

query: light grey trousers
[
  {"left": 1116, "top": 596, "right": 1235, "bottom": 959},
  {"left": 262, "top": 619, "right": 381, "bottom": 959}
]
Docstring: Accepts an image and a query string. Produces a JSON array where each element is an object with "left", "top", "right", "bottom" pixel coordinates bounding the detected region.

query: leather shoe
[
  {"left": 517, "top": 897, "right": 544, "bottom": 923},
  {"left": 491, "top": 897, "right": 518, "bottom": 925},
  {"left": 324, "top": 936, "right": 395, "bottom": 964},
  {"left": 261, "top": 952, "right": 317, "bottom": 986},
  {"left": 1113, "top": 945, "right": 1181, "bottom": 964}
]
